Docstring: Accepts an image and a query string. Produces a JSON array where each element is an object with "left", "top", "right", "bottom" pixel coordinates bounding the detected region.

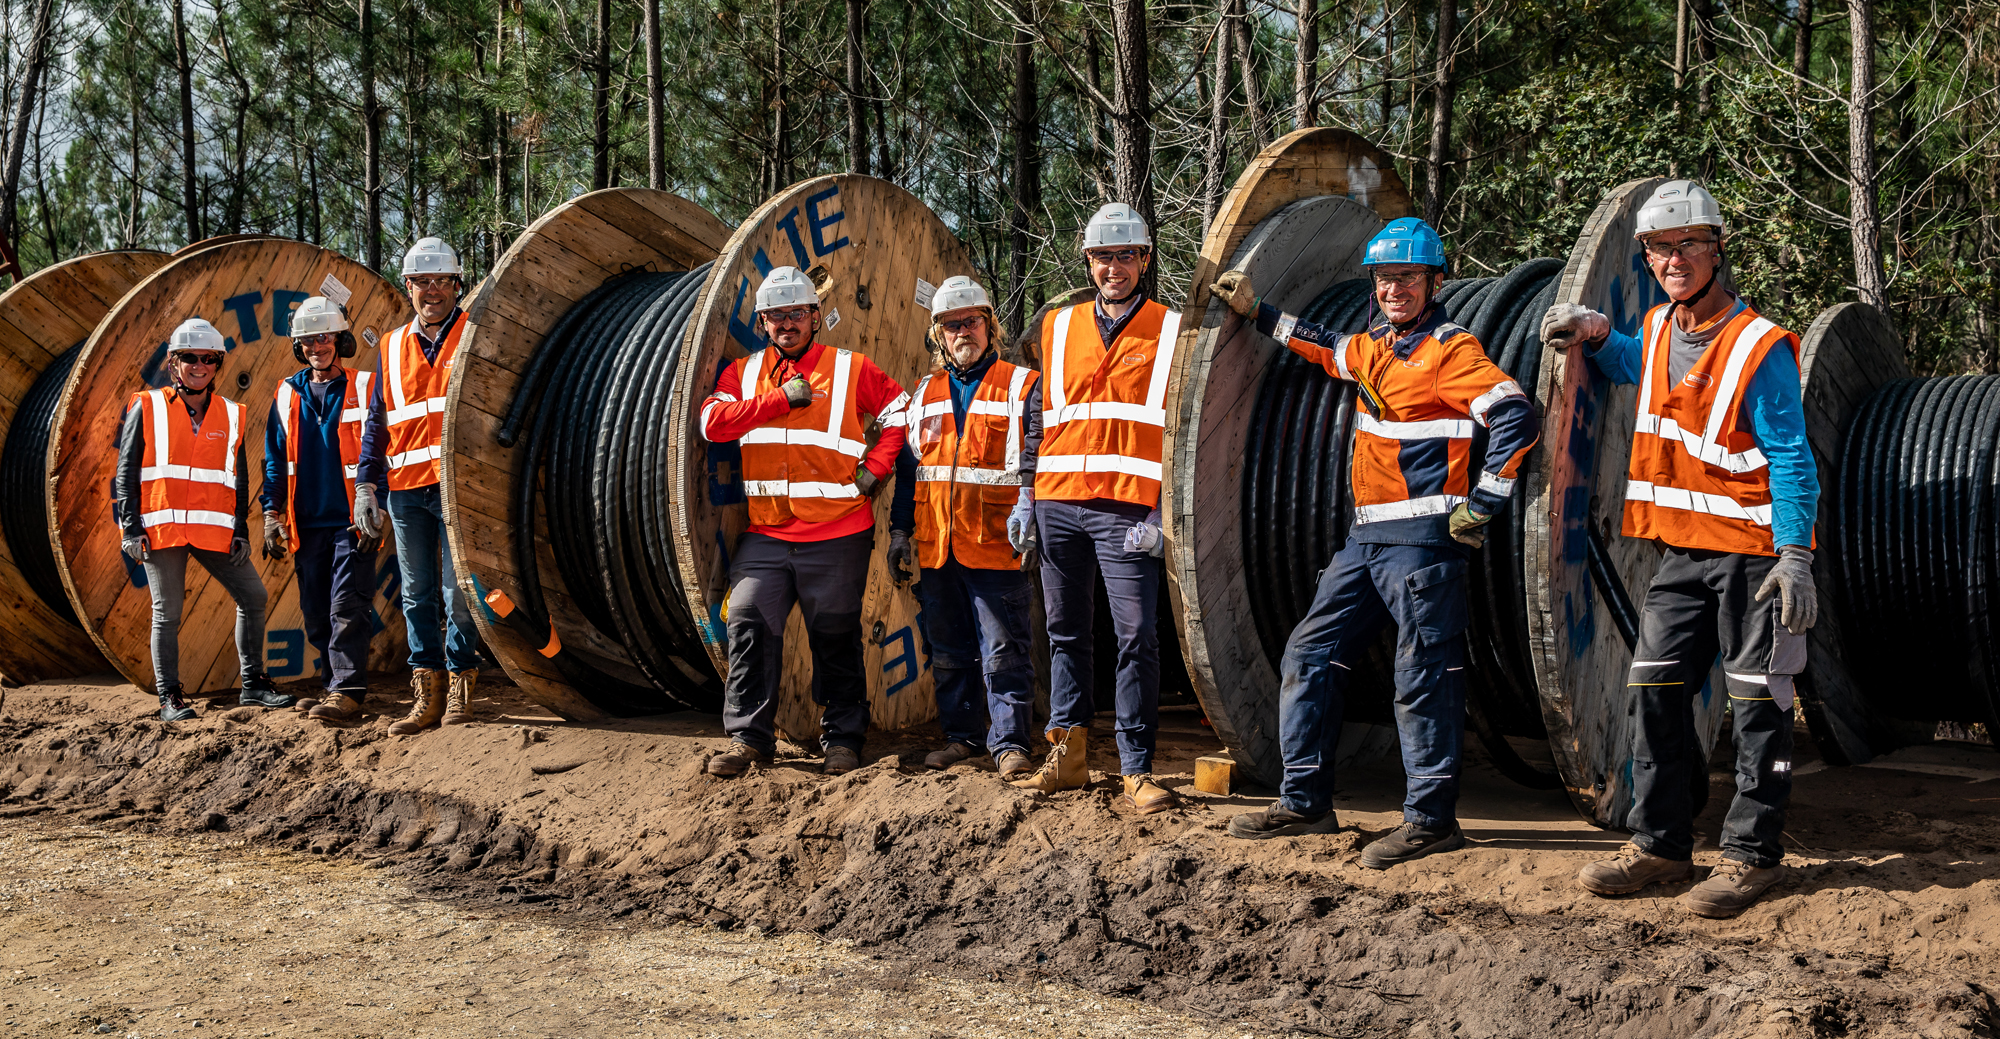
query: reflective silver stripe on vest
[
  {"left": 1625, "top": 479, "right": 1773, "bottom": 526},
  {"left": 1353, "top": 493, "right": 1466, "bottom": 525}
]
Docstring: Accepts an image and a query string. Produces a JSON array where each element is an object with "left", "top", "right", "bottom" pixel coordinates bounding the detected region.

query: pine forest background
[{"left": 0, "top": 0, "right": 1995, "bottom": 374}]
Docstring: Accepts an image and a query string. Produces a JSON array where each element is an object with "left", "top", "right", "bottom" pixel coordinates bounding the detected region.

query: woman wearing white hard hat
[
  {"left": 113, "top": 318, "right": 285, "bottom": 721},
  {"left": 1543, "top": 180, "right": 1819, "bottom": 919},
  {"left": 258, "top": 296, "right": 387, "bottom": 724},
  {"left": 884, "top": 275, "right": 1042, "bottom": 778}
]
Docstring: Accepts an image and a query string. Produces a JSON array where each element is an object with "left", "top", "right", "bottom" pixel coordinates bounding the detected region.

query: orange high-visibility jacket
[
  {"left": 130, "top": 388, "right": 246, "bottom": 553},
  {"left": 271, "top": 371, "right": 373, "bottom": 552},
  {"left": 1035, "top": 299, "right": 1181, "bottom": 507},
  {"left": 729, "top": 344, "right": 889, "bottom": 529},
  {"left": 378, "top": 313, "right": 462, "bottom": 491},
  {"left": 905, "top": 359, "right": 1040, "bottom": 570},
  {"left": 1623, "top": 301, "right": 1804, "bottom": 557}
]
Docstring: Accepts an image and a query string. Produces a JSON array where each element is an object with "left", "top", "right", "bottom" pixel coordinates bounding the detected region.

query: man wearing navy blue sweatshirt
[
  {"left": 1543, "top": 181, "right": 1820, "bottom": 919},
  {"left": 259, "top": 297, "right": 389, "bottom": 724}
]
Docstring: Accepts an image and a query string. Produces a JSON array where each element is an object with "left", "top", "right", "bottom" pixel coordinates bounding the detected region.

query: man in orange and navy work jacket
[
  {"left": 700, "top": 266, "right": 911, "bottom": 779},
  {"left": 886, "top": 275, "right": 1041, "bottom": 781},
  {"left": 1211, "top": 217, "right": 1538, "bottom": 868},
  {"left": 1543, "top": 181, "right": 1819, "bottom": 919}
]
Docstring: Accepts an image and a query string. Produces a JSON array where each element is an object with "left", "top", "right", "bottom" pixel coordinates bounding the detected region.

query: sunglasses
[
  {"left": 1087, "top": 248, "right": 1145, "bottom": 266},
  {"left": 177, "top": 352, "right": 225, "bottom": 367},
  {"left": 939, "top": 315, "right": 984, "bottom": 335},
  {"left": 297, "top": 333, "right": 339, "bottom": 347}
]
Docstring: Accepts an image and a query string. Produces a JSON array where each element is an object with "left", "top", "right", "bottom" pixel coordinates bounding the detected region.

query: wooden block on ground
[{"left": 1194, "top": 756, "right": 1235, "bottom": 796}]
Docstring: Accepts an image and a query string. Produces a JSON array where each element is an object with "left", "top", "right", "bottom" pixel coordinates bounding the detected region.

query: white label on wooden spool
[
  {"left": 319, "top": 273, "right": 352, "bottom": 307},
  {"left": 363, "top": 327, "right": 379, "bottom": 347},
  {"left": 824, "top": 307, "right": 841, "bottom": 331},
  {"left": 914, "top": 278, "right": 935, "bottom": 310}
]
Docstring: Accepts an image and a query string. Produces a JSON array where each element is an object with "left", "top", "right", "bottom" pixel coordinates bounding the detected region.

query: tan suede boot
[
  {"left": 1117, "top": 774, "right": 1179, "bottom": 815},
  {"left": 309, "top": 692, "right": 364, "bottom": 723},
  {"left": 1008, "top": 725, "right": 1089, "bottom": 793},
  {"left": 441, "top": 669, "right": 478, "bottom": 725},
  {"left": 388, "top": 668, "right": 445, "bottom": 735}
]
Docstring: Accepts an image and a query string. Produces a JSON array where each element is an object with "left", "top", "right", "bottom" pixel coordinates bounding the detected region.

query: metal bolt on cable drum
[
  {"left": 0, "top": 343, "right": 84, "bottom": 625},
  {"left": 1239, "top": 257, "right": 1564, "bottom": 788},
  {"left": 496, "top": 264, "right": 724, "bottom": 714}
]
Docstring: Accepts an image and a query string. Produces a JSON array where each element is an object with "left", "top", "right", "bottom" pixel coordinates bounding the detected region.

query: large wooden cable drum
[
  {"left": 0, "top": 250, "right": 168, "bottom": 684},
  {"left": 46, "top": 239, "right": 411, "bottom": 694},
  {"left": 671, "top": 174, "right": 970, "bottom": 742}
]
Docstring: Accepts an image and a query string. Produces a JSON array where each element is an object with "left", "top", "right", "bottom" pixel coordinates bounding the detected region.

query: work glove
[
  {"left": 1006, "top": 487, "right": 1036, "bottom": 555},
  {"left": 229, "top": 537, "right": 251, "bottom": 568},
  {"left": 121, "top": 536, "right": 150, "bottom": 564},
  {"left": 1209, "top": 270, "right": 1257, "bottom": 317},
  {"left": 1540, "top": 303, "right": 1610, "bottom": 351},
  {"left": 1123, "top": 516, "right": 1165, "bottom": 557},
  {"left": 854, "top": 464, "right": 881, "bottom": 497},
  {"left": 1449, "top": 502, "right": 1493, "bottom": 549},
  {"left": 352, "top": 483, "right": 385, "bottom": 539},
  {"left": 781, "top": 374, "right": 813, "bottom": 409},
  {"left": 886, "top": 530, "right": 915, "bottom": 586},
  {"left": 1756, "top": 545, "right": 1818, "bottom": 634},
  {"left": 261, "top": 513, "right": 288, "bottom": 561}
]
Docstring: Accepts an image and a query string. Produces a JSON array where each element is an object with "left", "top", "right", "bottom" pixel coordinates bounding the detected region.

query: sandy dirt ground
[{"left": 3, "top": 673, "right": 2000, "bottom": 1037}]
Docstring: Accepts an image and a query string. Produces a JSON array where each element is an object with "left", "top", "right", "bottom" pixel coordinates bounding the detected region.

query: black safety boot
[
  {"left": 239, "top": 672, "right": 296, "bottom": 709},
  {"left": 1359, "top": 822, "right": 1466, "bottom": 869},
  {"left": 1227, "top": 805, "right": 1341, "bottom": 840},
  {"left": 158, "top": 686, "right": 198, "bottom": 722}
]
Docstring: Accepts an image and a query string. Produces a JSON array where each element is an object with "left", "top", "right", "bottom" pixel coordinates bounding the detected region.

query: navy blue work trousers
[
  {"left": 294, "top": 526, "right": 376, "bottom": 699},
  {"left": 917, "top": 556, "right": 1035, "bottom": 758},
  {"left": 1036, "top": 498, "right": 1160, "bottom": 775}
]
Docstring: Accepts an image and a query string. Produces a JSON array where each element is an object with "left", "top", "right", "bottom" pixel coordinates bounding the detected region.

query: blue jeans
[
  {"left": 295, "top": 526, "right": 375, "bottom": 698},
  {"left": 917, "top": 556, "right": 1035, "bottom": 757},
  {"left": 1278, "top": 540, "right": 1468, "bottom": 827},
  {"left": 1037, "top": 498, "right": 1160, "bottom": 775},
  {"left": 388, "top": 483, "right": 478, "bottom": 673}
]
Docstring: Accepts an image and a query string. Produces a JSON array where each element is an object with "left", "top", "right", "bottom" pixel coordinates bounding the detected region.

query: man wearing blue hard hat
[{"left": 1208, "top": 216, "right": 1539, "bottom": 868}]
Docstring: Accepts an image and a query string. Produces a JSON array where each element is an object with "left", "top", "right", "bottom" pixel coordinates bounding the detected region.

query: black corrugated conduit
[
  {"left": 1241, "top": 260, "right": 1565, "bottom": 788},
  {"left": 0, "top": 343, "right": 83, "bottom": 625}
]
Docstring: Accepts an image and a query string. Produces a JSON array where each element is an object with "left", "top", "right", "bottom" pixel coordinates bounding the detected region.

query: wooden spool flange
[
  {"left": 1796, "top": 301, "right": 1912, "bottom": 764},
  {"left": 441, "top": 188, "right": 732, "bottom": 721},
  {"left": 671, "top": 174, "right": 974, "bottom": 742},
  {"left": 0, "top": 250, "right": 168, "bottom": 684},
  {"left": 48, "top": 238, "right": 412, "bottom": 694},
  {"left": 1526, "top": 179, "right": 1735, "bottom": 826},
  {"left": 1164, "top": 127, "right": 1412, "bottom": 787}
]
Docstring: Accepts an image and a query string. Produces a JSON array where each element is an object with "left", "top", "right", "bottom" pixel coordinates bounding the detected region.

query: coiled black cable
[
  {"left": 1836, "top": 375, "right": 2000, "bottom": 725},
  {"left": 0, "top": 342, "right": 82, "bottom": 625},
  {"left": 499, "top": 265, "right": 724, "bottom": 715},
  {"left": 1240, "top": 259, "right": 1564, "bottom": 788}
]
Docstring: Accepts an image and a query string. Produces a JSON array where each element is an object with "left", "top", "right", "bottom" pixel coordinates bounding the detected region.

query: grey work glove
[
  {"left": 121, "top": 536, "right": 151, "bottom": 564},
  {"left": 1123, "top": 517, "right": 1164, "bottom": 557},
  {"left": 262, "top": 513, "right": 289, "bottom": 561},
  {"left": 229, "top": 537, "right": 251, "bottom": 568},
  {"left": 854, "top": 464, "right": 881, "bottom": 497},
  {"left": 1209, "top": 270, "right": 1257, "bottom": 317},
  {"left": 1006, "top": 487, "right": 1036, "bottom": 555},
  {"left": 1448, "top": 502, "right": 1493, "bottom": 549},
  {"left": 781, "top": 374, "right": 813, "bottom": 409},
  {"left": 1756, "top": 545, "right": 1818, "bottom": 634},
  {"left": 1540, "top": 303, "right": 1610, "bottom": 351},
  {"left": 352, "top": 482, "right": 385, "bottom": 539},
  {"left": 886, "top": 530, "right": 915, "bottom": 586}
]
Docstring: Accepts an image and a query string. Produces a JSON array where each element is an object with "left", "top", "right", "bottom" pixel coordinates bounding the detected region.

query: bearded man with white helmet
[
  {"left": 258, "top": 296, "right": 387, "bottom": 724},
  {"left": 885, "top": 275, "right": 1042, "bottom": 779},
  {"left": 1542, "top": 181, "right": 1819, "bottom": 918},
  {"left": 699, "top": 266, "right": 911, "bottom": 777},
  {"left": 359, "top": 237, "right": 480, "bottom": 735},
  {"left": 1014, "top": 203, "right": 1181, "bottom": 815},
  {"left": 114, "top": 318, "right": 285, "bottom": 721}
]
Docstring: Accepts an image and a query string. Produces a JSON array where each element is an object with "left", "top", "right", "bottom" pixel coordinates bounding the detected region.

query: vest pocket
[{"left": 1406, "top": 558, "right": 1469, "bottom": 646}]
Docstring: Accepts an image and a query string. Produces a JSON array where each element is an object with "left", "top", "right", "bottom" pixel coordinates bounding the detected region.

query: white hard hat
[
  {"left": 1635, "top": 180, "right": 1725, "bottom": 239},
  {"left": 167, "top": 318, "right": 226, "bottom": 355},
  {"left": 1082, "top": 203, "right": 1152, "bottom": 252},
  {"left": 290, "top": 296, "right": 349, "bottom": 337},
  {"left": 755, "top": 266, "right": 820, "bottom": 313},
  {"left": 401, "top": 237, "right": 463, "bottom": 277},
  {"left": 929, "top": 275, "right": 992, "bottom": 318}
]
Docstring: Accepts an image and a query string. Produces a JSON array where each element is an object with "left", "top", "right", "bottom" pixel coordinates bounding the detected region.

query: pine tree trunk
[
  {"left": 1293, "top": 0, "right": 1317, "bottom": 130},
  {"left": 0, "top": 0, "right": 55, "bottom": 252},
  {"left": 644, "top": 0, "right": 665, "bottom": 189},
  {"left": 1110, "top": 0, "right": 1153, "bottom": 224},
  {"left": 846, "top": 0, "right": 869, "bottom": 175},
  {"left": 1203, "top": 0, "right": 1234, "bottom": 230},
  {"left": 1847, "top": 0, "right": 1888, "bottom": 311},
  {"left": 1423, "top": 0, "right": 1455, "bottom": 225},
  {"left": 1791, "top": 0, "right": 1813, "bottom": 83},
  {"left": 1233, "top": 0, "right": 1270, "bottom": 148},
  {"left": 1085, "top": 34, "right": 1108, "bottom": 200},
  {"left": 173, "top": 0, "right": 200, "bottom": 244},
  {"left": 1006, "top": 16, "right": 1038, "bottom": 335},
  {"left": 772, "top": 0, "right": 790, "bottom": 188},
  {"left": 593, "top": 0, "right": 611, "bottom": 190},
  {"left": 1379, "top": 5, "right": 1394, "bottom": 141},
  {"left": 361, "top": 0, "right": 381, "bottom": 270}
]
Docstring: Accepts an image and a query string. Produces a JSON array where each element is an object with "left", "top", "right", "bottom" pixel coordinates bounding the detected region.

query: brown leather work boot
[
  {"left": 924, "top": 742, "right": 979, "bottom": 770},
  {"left": 1577, "top": 842, "right": 1695, "bottom": 896},
  {"left": 441, "top": 669, "right": 478, "bottom": 725},
  {"left": 309, "top": 692, "right": 364, "bottom": 723},
  {"left": 1683, "top": 858, "right": 1786, "bottom": 918},
  {"left": 1009, "top": 725, "right": 1088, "bottom": 793},
  {"left": 1117, "top": 774, "right": 1178, "bottom": 815},
  {"left": 707, "top": 741, "right": 772, "bottom": 777},
  {"left": 994, "top": 749, "right": 1033, "bottom": 780},
  {"left": 388, "top": 668, "right": 445, "bottom": 735},
  {"left": 823, "top": 746, "right": 861, "bottom": 775}
]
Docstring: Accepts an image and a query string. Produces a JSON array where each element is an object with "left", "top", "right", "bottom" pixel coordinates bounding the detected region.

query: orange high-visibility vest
[
  {"left": 380, "top": 315, "right": 461, "bottom": 491},
  {"left": 273, "top": 370, "right": 372, "bottom": 552},
  {"left": 1623, "top": 302, "right": 1802, "bottom": 557},
  {"left": 907, "top": 360, "right": 1040, "bottom": 570},
  {"left": 131, "top": 388, "right": 244, "bottom": 553},
  {"left": 1036, "top": 299, "right": 1180, "bottom": 506},
  {"left": 735, "top": 345, "right": 873, "bottom": 527}
]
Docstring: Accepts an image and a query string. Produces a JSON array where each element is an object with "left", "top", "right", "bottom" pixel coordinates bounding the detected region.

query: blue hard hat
[{"left": 1363, "top": 217, "right": 1446, "bottom": 269}]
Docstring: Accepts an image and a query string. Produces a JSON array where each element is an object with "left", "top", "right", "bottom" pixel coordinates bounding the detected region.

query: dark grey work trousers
[
  {"left": 722, "top": 530, "right": 873, "bottom": 754},
  {"left": 143, "top": 545, "right": 268, "bottom": 694},
  {"left": 1626, "top": 545, "right": 1805, "bottom": 868}
]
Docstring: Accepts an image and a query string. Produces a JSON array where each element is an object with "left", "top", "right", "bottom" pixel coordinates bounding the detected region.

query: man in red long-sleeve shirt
[{"left": 699, "top": 266, "right": 910, "bottom": 777}]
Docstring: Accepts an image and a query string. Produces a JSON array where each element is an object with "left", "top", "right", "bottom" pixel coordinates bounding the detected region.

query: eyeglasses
[
  {"left": 406, "top": 275, "right": 456, "bottom": 291},
  {"left": 939, "top": 316, "right": 984, "bottom": 335},
  {"left": 1087, "top": 248, "right": 1145, "bottom": 266},
  {"left": 1371, "top": 270, "right": 1431, "bottom": 290},
  {"left": 762, "top": 306, "right": 816, "bottom": 326},
  {"left": 297, "top": 333, "right": 338, "bottom": 347},
  {"left": 178, "top": 352, "right": 225, "bottom": 367},
  {"left": 1642, "top": 235, "right": 1718, "bottom": 261}
]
